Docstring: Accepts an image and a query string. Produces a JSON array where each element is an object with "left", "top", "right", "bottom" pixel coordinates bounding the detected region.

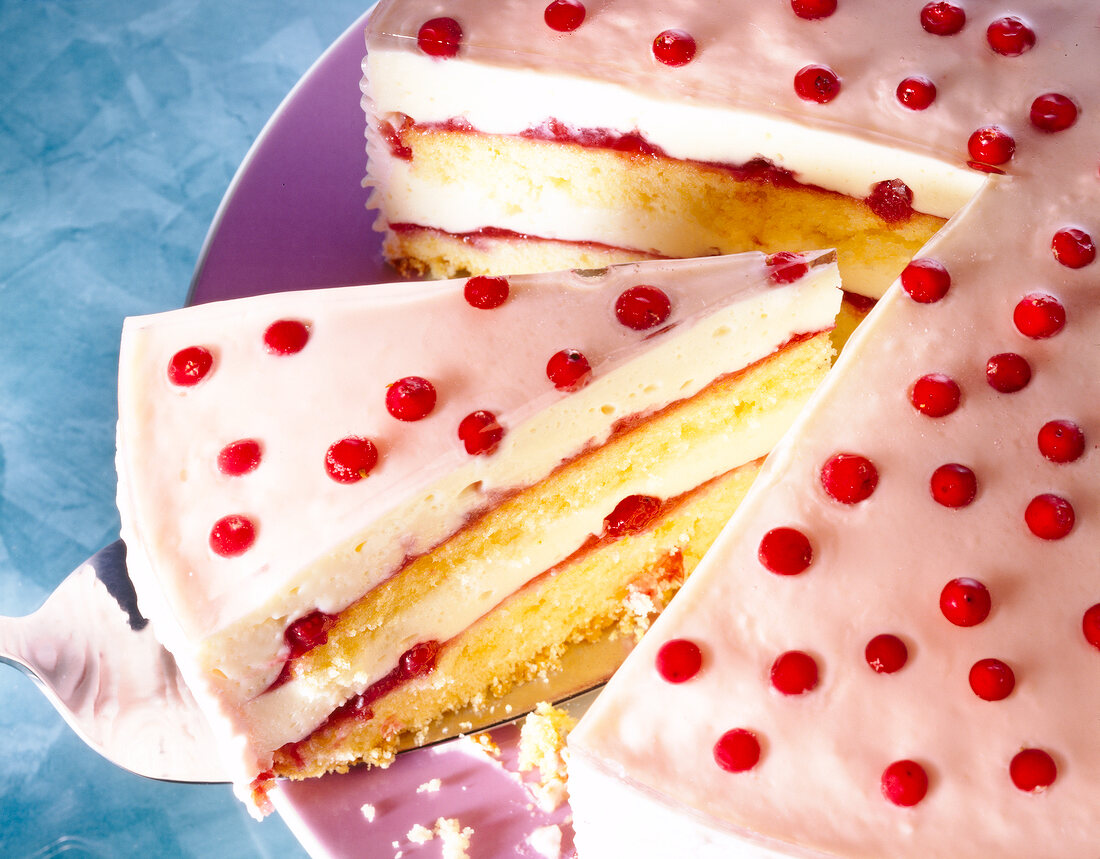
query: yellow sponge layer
[{"left": 383, "top": 128, "right": 944, "bottom": 299}]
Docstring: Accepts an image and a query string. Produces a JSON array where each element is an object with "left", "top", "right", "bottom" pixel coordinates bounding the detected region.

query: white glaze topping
[{"left": 116, "top": 252, "right": 839, "bottom": 806}]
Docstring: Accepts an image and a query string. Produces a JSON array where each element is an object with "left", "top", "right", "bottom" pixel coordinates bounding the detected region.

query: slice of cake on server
[{"left": 115, "top": 252, "right": 840, "bottom": 814}]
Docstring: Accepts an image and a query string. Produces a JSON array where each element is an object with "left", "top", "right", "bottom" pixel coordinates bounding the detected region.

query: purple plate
[{"left": 187, "top": 10, "right": 578, "bottom": 858}]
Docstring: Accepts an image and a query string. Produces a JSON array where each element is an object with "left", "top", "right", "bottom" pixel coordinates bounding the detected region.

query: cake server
[{"left": 0, "top": 539, "right": 625, "bottom": 783}]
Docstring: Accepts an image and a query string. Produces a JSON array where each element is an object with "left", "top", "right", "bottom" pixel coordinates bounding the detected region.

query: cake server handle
[{"left": 0, "top": 540, "right": 229, "bottom": 784}]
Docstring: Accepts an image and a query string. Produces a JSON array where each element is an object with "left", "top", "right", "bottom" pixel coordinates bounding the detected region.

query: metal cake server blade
[
  {"left": 1, "top": 541, "right": 624, "bottom": 783},
  {"left": 0, "top": 541, "right": 228, "bottom": 783}
]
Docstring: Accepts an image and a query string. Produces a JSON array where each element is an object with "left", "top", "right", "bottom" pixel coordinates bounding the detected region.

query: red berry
[
  {"left": 1010, "top": 749, "right": 1057, "bottom": 792},
  {"left": 940, "top": 577, "right": 991, "bottom": 627},
  {"left": 400, "top": 640, "right": 441, "bottom": 677},
  {"left": 882, "top": 760, "right": 929, "bottom": 807},
  {"left": 910, "top": 373, "right": 961, "bottom": 418},
  {"left": 791, "top": 0, "right": 837, "bottom": 20},
  {"left": 865, "top": 634, "right": 909, "bottom": 674},
  {"left": 464, "top": 275, "right": 510, "bottom": 309},
  {"left": 285, "top": 610, "right": 337, "bottom": 659},
  {"left": 821, "top": 453, "right": 879, "bottom": 504},
  {"left": 1083, "top": 604, "right": 1100, "bottom": 650},
  {"left": 605, "top": 494, "right": 662, "bottom": 537},
  {"left": 987, "top": 16, "right": 1035, "bottom": 56},
  {"left": 546, "top": 348, "right": 592, "bottom": 391},
  {"left": 615, "top": 285, "right": 672, "bottom": 330},
  {"left": 766, "top": 252, "right": 809, "bottom": 284},
  {"left": 325, "top": 436, "right": 379, "bottom": 483},
  {"left": 656, "top": 639, "right": 703, "bottom": 683},
  {"left": 770, "top": 650, "right": 819, "bottom": 695},
  {"left": 758, "top": 527, "right": 814, "bottom": 576},
  {"left": 1038, "top": 419, "right": 1085, "bottom": 464},
  {"left": 901, "top": 258, "right": 951, "bottom": 303},
  {"left": 866, "top": 179, "right": 914, "bottom": 223},
  {"left": 920, "top": 2, "right": 965, "bottom": 36},
  {"left": 896, "top": 76, "right": 937, "bottom": 110},
  {"left": 544, "top": 0, "right": 585, "bottom": 31},
  {"left": 794, "top": 64, "right": 841, "bottom": 104},
  {"left": 210, "top": 514, "right": 256, "bottom": 557},
  {"left": 713, "top": 728, "right": 761, "bottom": 773},
  {"left": 458, "top": 410, "right": 504, "bottom": 456},
  {"left": 968, "top": 126, "right": 1015, "bottom": 167},
  {"left": 263, "top": 319, "right": 310, "bottom": 355},
  {"left": 168, "top": 346, "right": 214, "bottom": 386},
  {"left": 930, "top": 463, "right": 977, "bottom": 508},
  {"left": 1025, "top": 494, "right": 1075, "bottom": 540},
  {"left": 969, "top": 658, "right": 1016, "bottom": 701},
  {"left": 1014, "top": 293, "right": 1066, "bottom": 339},
  {"left": 986, "top": 353, "right": 1031, "bottom": 393},
  {"left": 386, "top": 376, "right": 437, "bottom": 421},
  {"left": 417, "top": 17, "right": 462, "bottom": 58},
  {"left": 1030, "top": 93, "right": 1078, "bottom": 133},
  {"left": 652, "top": 29, "right": 696, "bottom": 67},
  {"left": 1051, "top": 228, "right": 1096, "bottom": 269},
  {"left": 218, "top": 439, "right": 262, "bottom": 476}
]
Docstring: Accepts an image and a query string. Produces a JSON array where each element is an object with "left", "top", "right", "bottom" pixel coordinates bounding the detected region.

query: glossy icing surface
[{"left": 116, "top": 252, "right": 840, "bottom": 806}]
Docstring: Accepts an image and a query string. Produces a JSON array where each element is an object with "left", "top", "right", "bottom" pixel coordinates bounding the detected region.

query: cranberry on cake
[
  {"left": 360, "top": 0, "right": 985, "bottom": 342},
  {"left": 116, "top": 252, "right": 840, "bottom": 814}
]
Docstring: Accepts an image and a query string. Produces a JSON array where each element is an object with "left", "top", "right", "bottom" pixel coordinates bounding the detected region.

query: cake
[
  {"left": 359, "top": 0, "right": 986, "bottom": 345},
  {"left": 115, "top": 252, "right": 840, "bottom": 814},
  {"left": 464, "top": 1, "right": 1100, "bottom": 856}
]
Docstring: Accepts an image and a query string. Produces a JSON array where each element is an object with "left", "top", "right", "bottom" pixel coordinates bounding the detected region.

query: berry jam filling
[
  {"left": 865, "top": 179, "right": 914, "bottom": 223},
  {"left": 379, "top": 115, "right": 414, "bottom": 161},
  {"left": 278, "top": 640, "right": 443, "bottom": 754},
  {"left": 604, "top": 494, "right": 663, "bottom": 538}
]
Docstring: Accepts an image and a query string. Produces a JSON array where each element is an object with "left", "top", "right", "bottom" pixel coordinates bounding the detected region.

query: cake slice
[{"left": 116, "top": 251, "right": 841, "bottom": 814}]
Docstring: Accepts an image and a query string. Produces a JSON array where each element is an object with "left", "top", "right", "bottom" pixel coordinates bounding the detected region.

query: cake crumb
[
  {"left": 360, "top": 802, "right": 376, "bottom": 822},
  {"left": 518, "top": 702, "right": 577, "bottom": 811},
  {"left": 416, "top": 777, "right": 442, "bottom": 794},
  {"left": 461, "top": 731, "right": 502, "bottom": 759},
  {"left": 527, "top": 824, "right": 563, "bottom": 859},
  {"left": 435, "top": 817, "right": 475, "bottom": 859},
  {"left": 405, "top": 818, "right": 474, "bottom": 859}
]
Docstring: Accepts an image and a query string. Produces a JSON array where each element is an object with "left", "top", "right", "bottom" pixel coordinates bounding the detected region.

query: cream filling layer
[{"left": 363, "top": 50, "right": 983, "bottom": 230}]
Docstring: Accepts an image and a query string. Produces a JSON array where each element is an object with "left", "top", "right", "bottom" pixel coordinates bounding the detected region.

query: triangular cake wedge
[
  {"left": 116, "top": 251, "right": 841, "bottom": 814},
  {"left": 568, "top": 245, "right": 1100, "bottom": 855}
]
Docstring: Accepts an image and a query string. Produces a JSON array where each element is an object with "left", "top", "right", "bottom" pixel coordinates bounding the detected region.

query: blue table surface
[{"left": 1, "top": 2, "right": 369, "bottom": 855}]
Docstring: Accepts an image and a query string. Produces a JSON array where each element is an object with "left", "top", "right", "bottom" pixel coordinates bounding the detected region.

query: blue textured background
[{"left": 1, "top": 2, "right": 366, "bottom": 855}]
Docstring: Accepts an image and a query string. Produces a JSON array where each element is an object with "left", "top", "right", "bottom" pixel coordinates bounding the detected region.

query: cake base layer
[
  {"left": 377, "top": 127, "right": 945, "bottom": 300},
  {"left": 269, "top": 331, "right": 834, "bottom": 779}
]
